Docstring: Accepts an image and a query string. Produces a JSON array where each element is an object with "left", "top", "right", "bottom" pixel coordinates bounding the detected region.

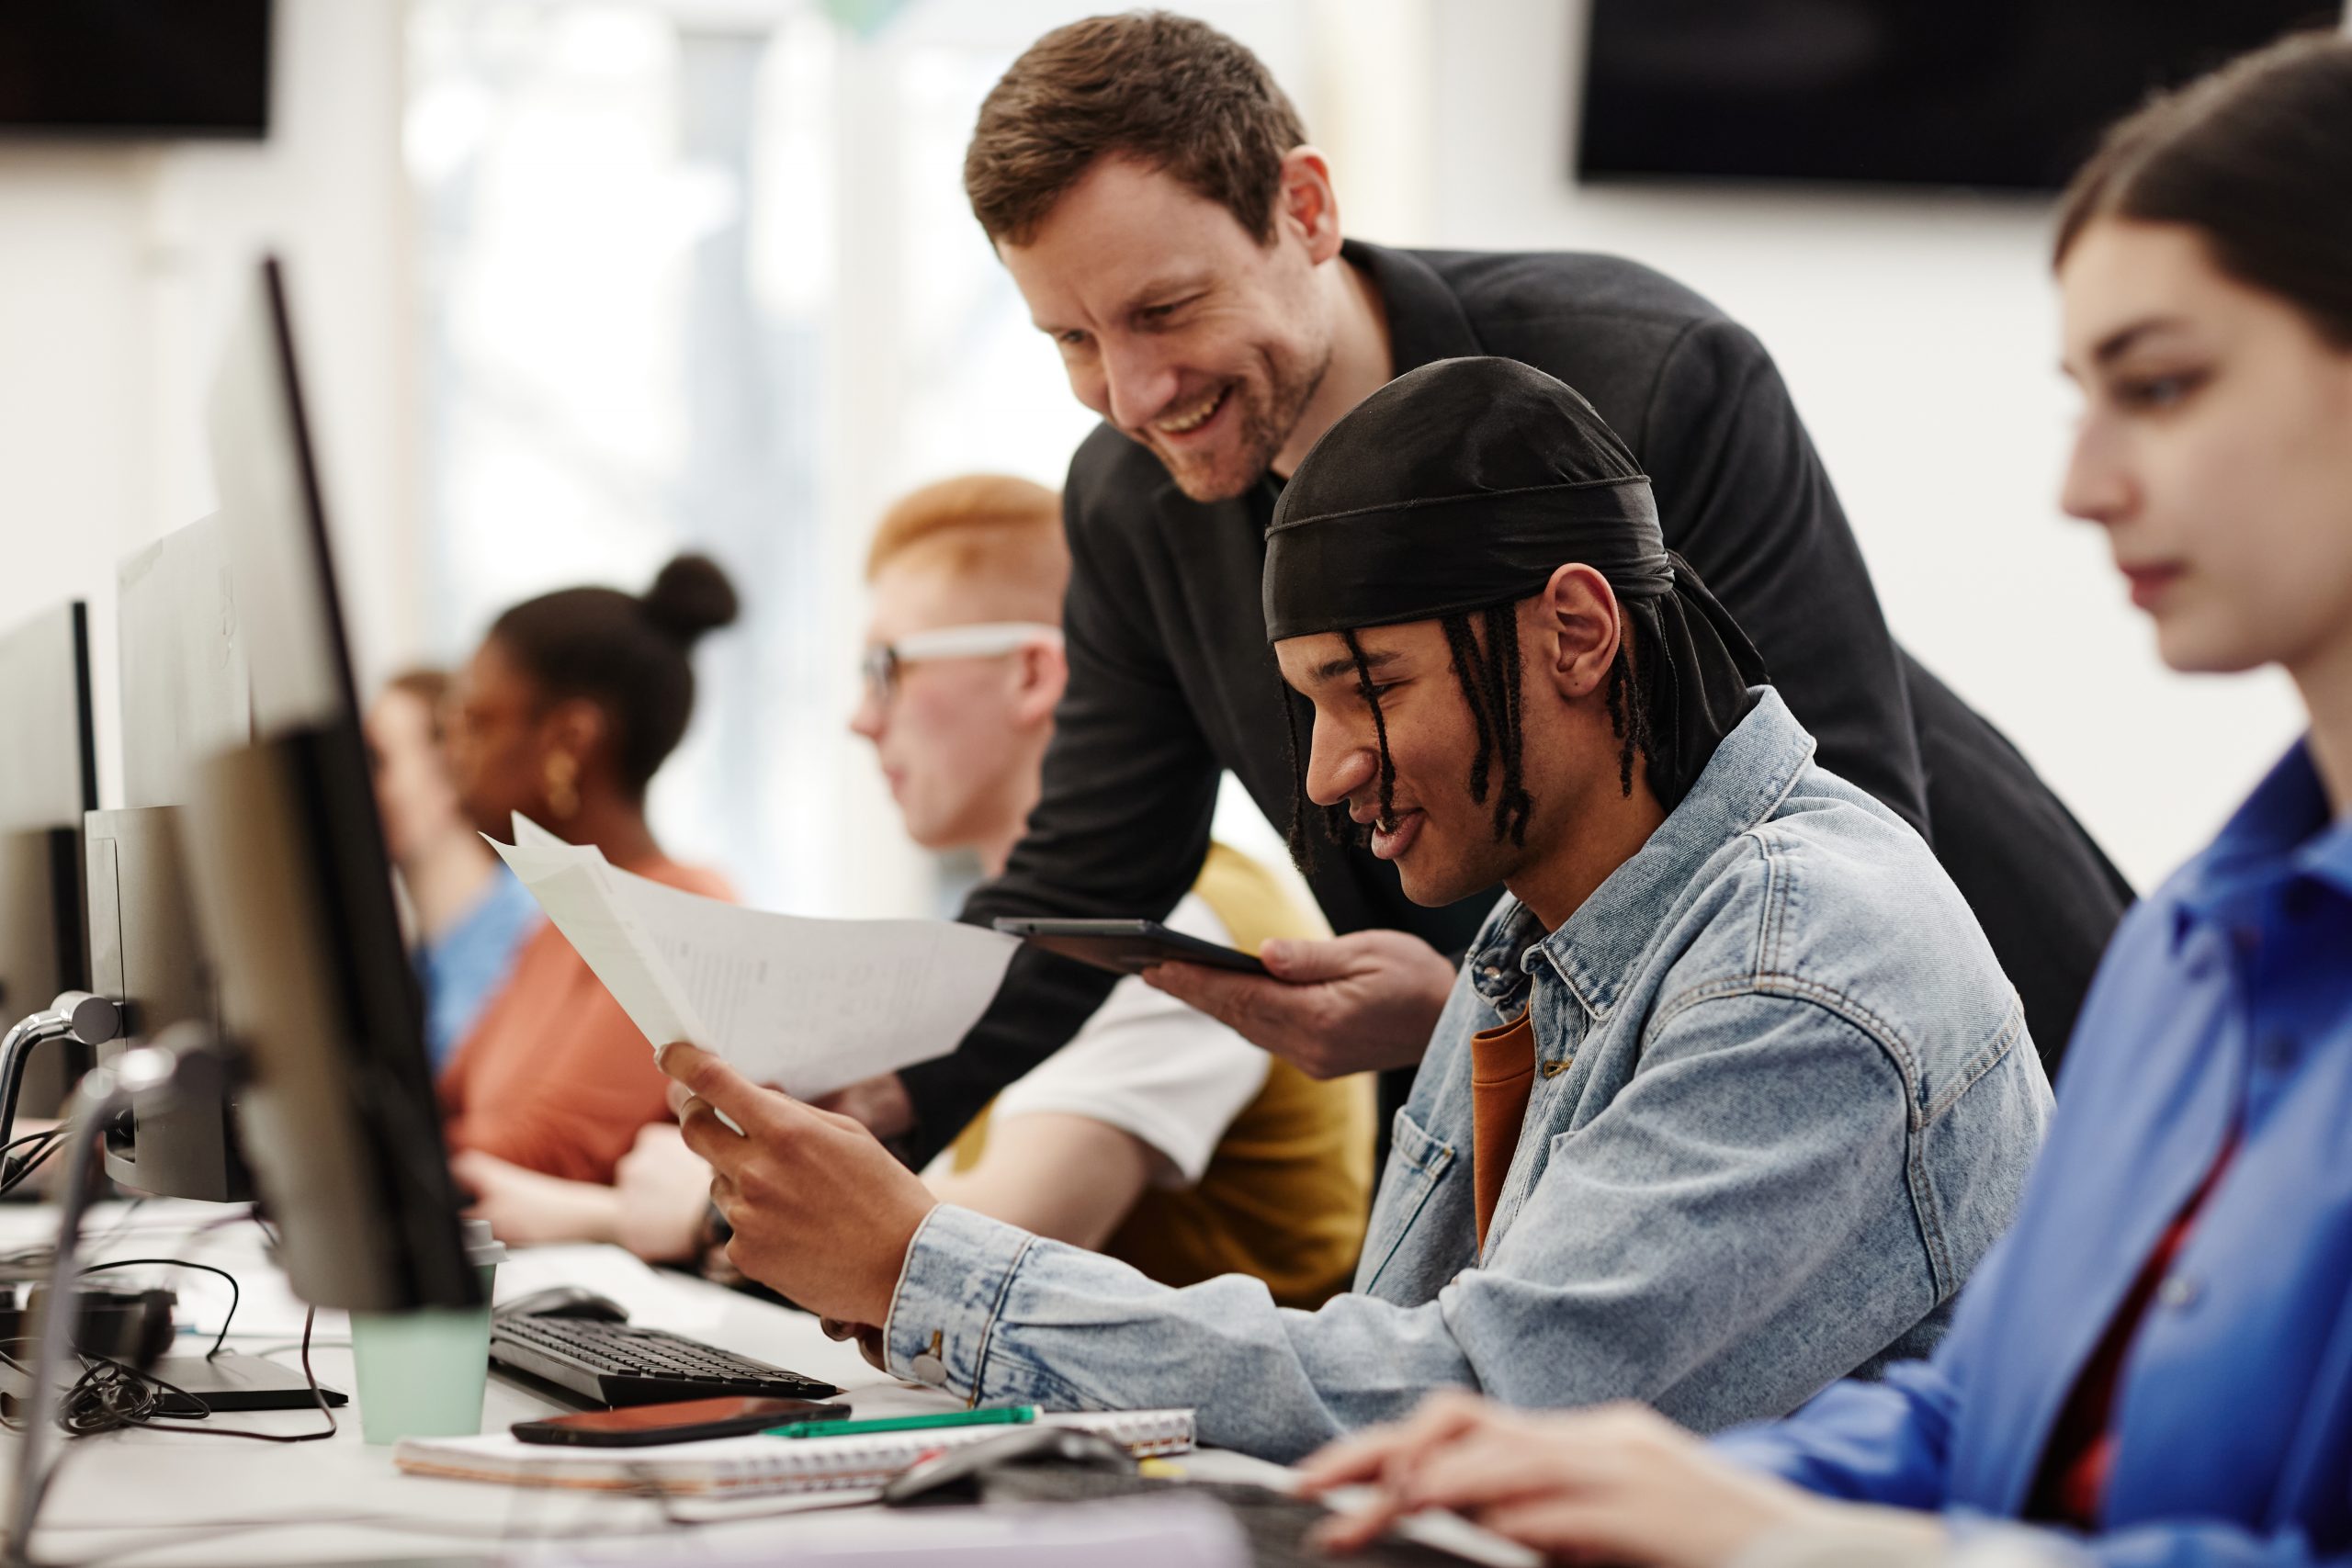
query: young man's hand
[
  {"left": 1295, "top": 1394, "right": 1942, "bottom": 1568},
  {"left": 611, "top": 1123, "right": 717, "bottom": 1264},
  {"left": 662, "top": 1043, "right": 938, "bottom": 1326},
  {"left": 1143, "top": 929, "right": 1456, "bottom": 1078}
]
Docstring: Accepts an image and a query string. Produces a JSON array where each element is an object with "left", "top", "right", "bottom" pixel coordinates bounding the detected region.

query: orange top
[
  {"left": 1470, "top": 1010, "right": 1537, "bottom": 1250},
  {"left": 438, "top": 858, "right": 733, "bottom": 1183}
]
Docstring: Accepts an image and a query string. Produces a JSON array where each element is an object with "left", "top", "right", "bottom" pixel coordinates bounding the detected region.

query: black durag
[{"left": 1264, "top": 355, "right": 1767, "bottom": 810}]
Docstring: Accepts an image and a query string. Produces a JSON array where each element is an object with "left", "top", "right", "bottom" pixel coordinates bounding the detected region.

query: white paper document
[{"left": 487, "top": 818, "right": 1017, "bottom": 1099}]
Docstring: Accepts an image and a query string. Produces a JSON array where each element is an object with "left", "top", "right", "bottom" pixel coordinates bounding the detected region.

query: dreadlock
[
  {"left": 1279, "top": 679, "right": 1328, "bottom": 868},
  {"left": 1601, "top": 638, "right": 1655, "bottom": 798},
  {"left": 1438, "top": 605, "right": 1533, "bottom": 846},
  {"left": 1342, "top": 626, "right": 1398, "bottom": 826},
  {"left": 1277, "top": 631, "right": 1398, "bottom": 870}
]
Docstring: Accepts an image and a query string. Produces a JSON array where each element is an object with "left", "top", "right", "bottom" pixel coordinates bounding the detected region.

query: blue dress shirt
[
  {"left": 417, "top": 867, "right": 540, "bottom": 1072},
  {"left": 1717, "top": 739, "right": 2352, "bottom": 1567}
]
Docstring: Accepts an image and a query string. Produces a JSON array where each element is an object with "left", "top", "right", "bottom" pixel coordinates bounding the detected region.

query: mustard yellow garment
[{"left": 949, "top": 842, "right": 1375, "bottom": 1308}]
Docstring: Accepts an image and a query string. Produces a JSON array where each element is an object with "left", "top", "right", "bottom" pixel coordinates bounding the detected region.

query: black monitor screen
[
  {"left": 192, "top": 258, "right": 475, "bottom": 1310},
  {"left": 0, "top": 603, "right": 96, "bottom": 1021},
  {"left": 0, "top": 0, "right": 271, "bottom": 139},
  {"left": 1577, "top": 2, "right": 2338, "bottom": 191},
  {"left": 0, "top": 604, "right": 95, "bottom": 834}
]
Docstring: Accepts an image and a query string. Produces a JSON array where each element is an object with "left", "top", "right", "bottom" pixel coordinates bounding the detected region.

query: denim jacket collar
[{"left": 1469, "top": 686, "right": 1812, "bottom": 1021}]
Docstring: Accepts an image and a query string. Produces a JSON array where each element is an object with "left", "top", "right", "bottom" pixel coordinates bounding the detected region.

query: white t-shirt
[{"left": 937, "top": 892, "right": 1272, "bottom": 1190}]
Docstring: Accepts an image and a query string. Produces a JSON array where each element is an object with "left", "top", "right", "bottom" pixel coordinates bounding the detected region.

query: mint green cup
[{"left": 349, "top": 1218, "right": 507, "bottom": 1444}]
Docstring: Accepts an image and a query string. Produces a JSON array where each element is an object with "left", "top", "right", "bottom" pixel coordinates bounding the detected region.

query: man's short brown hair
[
  {"left": 964, "top": 10, "right": 1307, "bottom": 247},
  {"left": 865, "top": 474, "right": 1069, "bottom": 625}
]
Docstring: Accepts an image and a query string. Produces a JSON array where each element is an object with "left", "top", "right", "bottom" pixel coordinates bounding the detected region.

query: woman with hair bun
[
  {"left": 1298, "top": 32, "right": 2352, "bottom": 1568},
  {"left": 439, "top": 554, "right": 741, "bottom": 1234}
]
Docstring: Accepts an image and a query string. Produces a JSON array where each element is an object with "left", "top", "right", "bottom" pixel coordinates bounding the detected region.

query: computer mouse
[
  {"left": 880, "top": 1425, "right": 1136, "bottom": 1506},
  {"left": 495, "top": 1285, "right": 629, "bottom": 1323}
]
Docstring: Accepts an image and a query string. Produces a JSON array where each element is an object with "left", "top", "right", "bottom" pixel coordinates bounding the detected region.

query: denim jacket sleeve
[
  {"left": 883, "top": 985, "right": 1929, "bottom": 1462},
  {"left": 1710, "top": 1218, "right": 2024, "bottom": 1506}
]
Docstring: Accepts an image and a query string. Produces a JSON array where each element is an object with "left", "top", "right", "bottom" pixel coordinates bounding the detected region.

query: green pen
[{"left": 766, "top": 1405, "right": 1040, "bottom": 1440}]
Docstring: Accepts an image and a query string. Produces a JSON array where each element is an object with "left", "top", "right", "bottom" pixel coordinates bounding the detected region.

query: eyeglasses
[{"left": 859, "top": 622, "right": 1064, "bottom": 707}]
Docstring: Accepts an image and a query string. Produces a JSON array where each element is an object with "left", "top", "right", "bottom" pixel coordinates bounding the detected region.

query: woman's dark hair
[
  {"left": 2055, "top": 31, "right": 2352, "bottom": 346},
  {"left": 491, "top": 553, "right": 740, "bottom": 799}
]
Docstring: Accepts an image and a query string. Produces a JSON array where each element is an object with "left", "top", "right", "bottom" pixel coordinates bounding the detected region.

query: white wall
[
  {"left": 1415, "top": 0, "right": 2312, "bottom": 890},
  {"left": 0, "top": 0, "right": 412, "bottom": 810},
  {"left": 0, "top": 145, "right": 153, "bottom": 814},
  {"left": 4, "top": 0, "right": 2323, "bottom": 895}
]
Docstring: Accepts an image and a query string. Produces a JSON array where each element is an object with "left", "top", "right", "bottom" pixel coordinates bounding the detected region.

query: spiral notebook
[{"left": 392, "top": 1408, "right": 1195, "bottom": 1497}]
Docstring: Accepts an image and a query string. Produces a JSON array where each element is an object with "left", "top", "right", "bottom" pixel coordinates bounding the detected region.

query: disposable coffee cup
[{"left": 348, "top": 1217, "right": 506, "bottom": 1444}]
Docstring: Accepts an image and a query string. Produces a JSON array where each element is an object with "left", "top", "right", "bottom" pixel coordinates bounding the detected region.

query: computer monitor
[
  {"left": 0, "top": 601, "right": 99, "bottom": 1112},
  {"left": 178, "top": 255, "right": 476, "bottom": 1313},
  {"left": 81, "top": 515, "right": 255, "bottom": 1201}
]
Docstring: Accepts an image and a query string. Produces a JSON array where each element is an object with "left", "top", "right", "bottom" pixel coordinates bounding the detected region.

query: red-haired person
[{"left": 609, "top": 476, "right": 1375, "bottom": 1304}]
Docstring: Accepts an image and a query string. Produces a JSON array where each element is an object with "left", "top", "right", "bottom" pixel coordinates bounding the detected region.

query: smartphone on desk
[
  {"left": 993, "top": 918, "right": 1270, "bottom": 977},
  {"left": 512, "top": 1394, "right": 849, "bottom": 1448}
]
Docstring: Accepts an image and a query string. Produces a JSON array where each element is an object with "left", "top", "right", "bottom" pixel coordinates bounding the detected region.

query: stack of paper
[
  {"left": 395, "top": 1407, "right": 1196, "bottom": 1495},
  {"left": 488, "top": 817, "right": 1018, "bottom": 1099}
]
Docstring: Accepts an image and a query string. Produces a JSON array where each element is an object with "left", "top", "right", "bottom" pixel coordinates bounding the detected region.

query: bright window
[{"left": 410, "top": 0, "right": 1313, "bottom": 913}]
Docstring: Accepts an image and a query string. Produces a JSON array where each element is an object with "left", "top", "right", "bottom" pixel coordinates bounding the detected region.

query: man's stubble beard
[{"left": 1154, "top": 340, "right": 1333, "bottom": 504}]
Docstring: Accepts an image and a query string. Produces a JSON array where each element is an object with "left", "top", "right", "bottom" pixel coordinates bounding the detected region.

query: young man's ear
[
  {"left": 1536, "top": 564, "right": 1622, "bottom": 703},
  {"left": 1010, "top": 640, "right": 1069, "bottom": 728},
  {"left": 1273, "top": 146, "right": 1342, "bottom": 265}
]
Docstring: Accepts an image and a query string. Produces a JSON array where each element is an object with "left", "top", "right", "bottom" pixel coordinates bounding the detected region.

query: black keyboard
[{"left": 488, "top": 1314, "right": 841, "bottom": 1408}]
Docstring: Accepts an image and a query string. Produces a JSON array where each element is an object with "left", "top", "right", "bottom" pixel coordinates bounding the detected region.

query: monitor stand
[{"left": 151, "top": 1350, "right": 346, "bottom": 1413}]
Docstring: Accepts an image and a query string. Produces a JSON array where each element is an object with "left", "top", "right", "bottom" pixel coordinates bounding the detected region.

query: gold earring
[{"left": 545, "top": 752, "right": 581, "bottom": 820}]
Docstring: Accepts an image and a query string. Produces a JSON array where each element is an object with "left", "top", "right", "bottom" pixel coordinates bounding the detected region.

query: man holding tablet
[
  {"left": 662, "top": 359, "right": 2052, "bottom": 1461},
  {"left": 829, "top": 12, "right": 2128, "bottom": 1165}
]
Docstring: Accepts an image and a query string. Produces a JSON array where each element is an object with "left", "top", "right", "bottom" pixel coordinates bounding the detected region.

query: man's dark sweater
[{"left": 901, "top": 241, "right": 2130, "bottom": 1161}]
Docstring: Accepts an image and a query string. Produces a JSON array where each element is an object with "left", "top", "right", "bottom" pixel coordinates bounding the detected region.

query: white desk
[
  {"left": 5, "top": 1201, "right": 1523, "bottom": 1568},
  {"left": 2, "top": 1199, "right": 1071, "bottom": 1565}
]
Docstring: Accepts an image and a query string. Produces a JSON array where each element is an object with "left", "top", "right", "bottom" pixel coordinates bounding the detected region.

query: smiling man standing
[
  {"left": 857, "top": 11, "right": 2129, "bottom": 1166},
  {"left": 663, "top": 357, "right": 2051, "bottom": 1461}
]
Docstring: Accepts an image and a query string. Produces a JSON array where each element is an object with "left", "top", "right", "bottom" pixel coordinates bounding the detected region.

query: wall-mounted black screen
[
  {"left": 0, "top": 0, "right": 271, "bottom": 139},
  {"left": 1577, "top": 2, "right": 2337, "bottom": 191}
]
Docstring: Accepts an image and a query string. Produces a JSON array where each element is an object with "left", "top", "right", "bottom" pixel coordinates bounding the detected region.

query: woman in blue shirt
[
  {"left": 365, "top": 669, "right": 540, "bottom": 1068},
  {"left": 1298, "top": 32, "right": 2352, "bottom": 1568}
]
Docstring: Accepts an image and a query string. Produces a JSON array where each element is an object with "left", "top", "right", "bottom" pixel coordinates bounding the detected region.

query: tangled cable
[
  {"left": 0, "top": 1123, "right": 70, "bottom": 1197},
  {"left": 0, "top": 1251, "right": 336, "bottom": 1444}
]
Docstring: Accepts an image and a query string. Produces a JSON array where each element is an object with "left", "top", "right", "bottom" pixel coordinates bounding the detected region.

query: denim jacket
[{"left": 883, "top": 689, "right": 2053, "bottom": 1461}]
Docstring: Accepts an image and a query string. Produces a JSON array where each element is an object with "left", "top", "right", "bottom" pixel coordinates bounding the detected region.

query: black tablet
[{"left": 992, "top": 918, "right": 1270, "bottom": 977}]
